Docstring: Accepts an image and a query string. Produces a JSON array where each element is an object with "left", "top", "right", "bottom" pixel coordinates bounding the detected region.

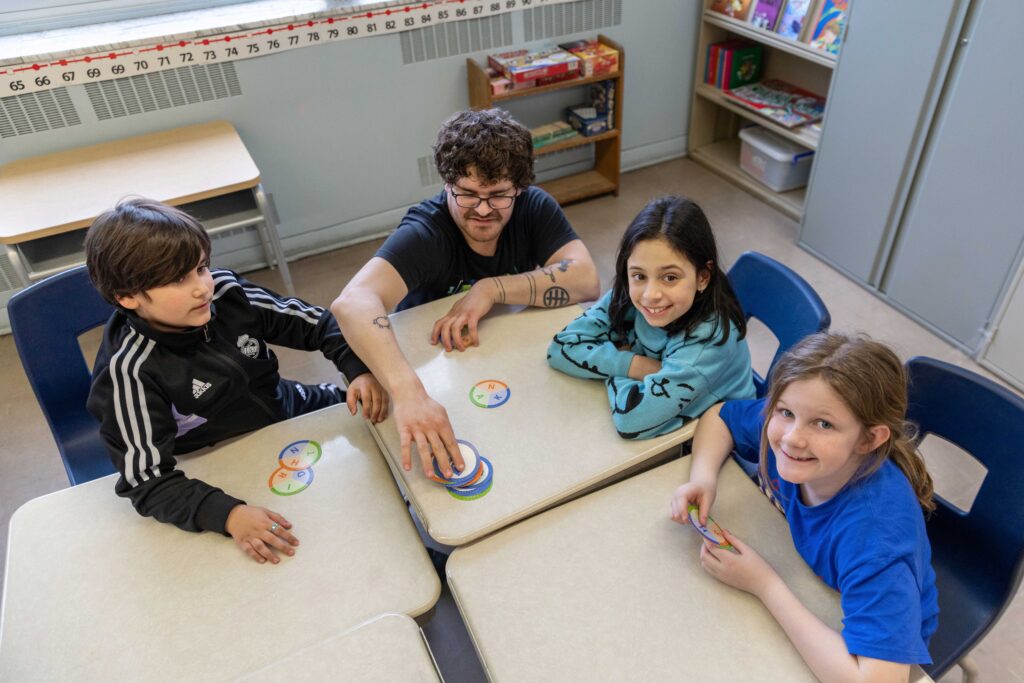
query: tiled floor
[{"left": 1, "top": 158, "right": 1021, "bottom": 682}]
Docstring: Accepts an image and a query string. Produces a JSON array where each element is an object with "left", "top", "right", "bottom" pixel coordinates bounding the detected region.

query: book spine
[
  {"left": 722, "top": 48, "right": 733, "bottom": 91},
  {"left": 709, "top": 43, "right": 720, "bottom": 87}
]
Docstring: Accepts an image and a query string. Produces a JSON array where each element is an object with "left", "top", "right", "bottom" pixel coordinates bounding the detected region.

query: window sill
[{"left": 0, "top": 0, "right": 387, "bottom": 66}]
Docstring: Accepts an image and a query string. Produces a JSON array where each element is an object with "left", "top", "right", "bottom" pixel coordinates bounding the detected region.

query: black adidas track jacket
[{"left": 86, "top": 269, "right": 369, "bottom": 535}]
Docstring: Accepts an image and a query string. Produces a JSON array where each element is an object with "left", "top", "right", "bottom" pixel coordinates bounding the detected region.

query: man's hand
[
  {"left": 346, "top": 373, "right": 390, "bottom": 423},
  {"left": 392, "top": 390, "right": 465, "bottom": 477},
  {"left": 225, "top": 505, "right": 299, "bottom": 565},
  {"left": 430, "top": 280, "right": 499, "bottom": 352}
]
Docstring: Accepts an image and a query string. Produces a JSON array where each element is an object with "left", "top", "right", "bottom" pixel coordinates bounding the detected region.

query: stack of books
[
  {"left": 531, "top": 121, "right": 578, "bottom": 149},
  {"left": 705, "top": 40, "right": 764, "bottom": 90}
]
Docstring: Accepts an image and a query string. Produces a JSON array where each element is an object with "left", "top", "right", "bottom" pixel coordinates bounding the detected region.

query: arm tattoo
[
  {"left": 540, "top": 265, "right": 556, "bottom": 282},
  {"left": 543, "top": 286, "right": 570, "bottom": 308},
  {"left": 557, "top": 259, "right": 573, "bottom": 272},
  {"left": 526, "top": 272, "right": 537, "bottom": 306},
  {"left": 492, "top": 277, "right": 507, "bottom": 304},
  {"left": 372, "top": 316, "right": 392, "bottom": 329}
]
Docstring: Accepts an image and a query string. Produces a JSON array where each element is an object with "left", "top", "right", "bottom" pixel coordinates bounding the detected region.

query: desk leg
[{"left": 253, "top": 184, "right": 295, "bottom": 296}]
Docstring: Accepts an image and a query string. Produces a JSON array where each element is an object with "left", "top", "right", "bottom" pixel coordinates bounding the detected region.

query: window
[{"left": 0, "top": 0, "right": 247, "bottom": 36}]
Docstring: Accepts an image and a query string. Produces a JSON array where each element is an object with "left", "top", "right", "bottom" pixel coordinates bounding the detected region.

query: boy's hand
[
  {"left": 347, "top": 373, "right": 390, "bottom": 423},
  {"left": 669, "top": 480, "right": 716, "bottom": 526},
  {"left": 225, "top": 505, "right": 299, "bottom": 565},
  {"left": 699, "top": 529, "right": 778, "bottom": 598}
]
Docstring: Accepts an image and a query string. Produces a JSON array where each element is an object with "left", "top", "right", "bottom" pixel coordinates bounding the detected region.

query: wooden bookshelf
[
  {"left": 467, "top": 34, "right": 624, "bottom": 205},
  {"left": 688, "top": 4, "right": 836, "bottom": 221}
]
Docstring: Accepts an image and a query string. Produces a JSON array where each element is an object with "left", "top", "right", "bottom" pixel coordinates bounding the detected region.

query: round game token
[
  {"left": 430, "top": 440, "right": 480, "bottom": 485},
  {"left": 686, "top": 504, "right": 733, "bottom": 550},
  {"left": 269, "top": 465, "right": 315, "bottom": 496},
  {"left": 278, "top": 439, "right": 322, "bottom": 471},
  {"left": 469, "top": 379, "right": 511, "bottom": 409},
  {"left": 448, "top": 480, "right": 493, "bottom": 501},
  {"left": 448, "top": 456, "right": 493, "bottom": 499}
]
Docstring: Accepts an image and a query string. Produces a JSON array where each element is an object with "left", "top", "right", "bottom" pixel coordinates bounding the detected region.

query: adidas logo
[{"left": 192, "top": 378, "right": 212, "bottom": 399}]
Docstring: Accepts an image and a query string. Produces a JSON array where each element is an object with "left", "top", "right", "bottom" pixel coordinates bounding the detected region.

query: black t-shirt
[{"left": 376, "top": 186, "right": 579, "bottom": 310}]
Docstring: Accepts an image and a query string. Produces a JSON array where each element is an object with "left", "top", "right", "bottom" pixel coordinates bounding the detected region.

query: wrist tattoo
[
  {"left": 493, "top": 277, "right": 507, "bottom": 304},
  {"left": 526, "top": 272, "right": 537, "bottom": 306},
  {"left": 372, "top": 316, "right": 392, "bottom": 329},
  {"left": 542, "top": 286, "right": 570, "bottom": 308}
]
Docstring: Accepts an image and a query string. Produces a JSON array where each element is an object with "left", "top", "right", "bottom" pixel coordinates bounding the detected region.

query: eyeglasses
[{"left": 448, "top": 186, "right": 519, "bottom": 210}]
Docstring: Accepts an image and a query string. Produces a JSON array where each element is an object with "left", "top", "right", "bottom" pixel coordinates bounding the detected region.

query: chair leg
[{"left": 958, "top": 654, "right": 979, "bottom": 683}]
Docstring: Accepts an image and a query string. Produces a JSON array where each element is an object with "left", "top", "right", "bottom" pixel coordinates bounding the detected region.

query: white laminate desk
[
  {"left": 237, "top": 613, "right": 441, "bottom": 682},
  {"left": 0, "top": 120, "right": 294, "bottom": 294},
  {"left": 447, "top": 457, "right": 934, "bottom": 683},
  {"left": 0, "top": 405, "right": 439, "bottom": 682},
  {"left": 367, "top": 295, "right": 698, "bottom": 546}
]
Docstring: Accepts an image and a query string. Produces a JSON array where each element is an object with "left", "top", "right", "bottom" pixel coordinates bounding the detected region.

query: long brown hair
[
  {"left": 607, "top": 196, "right": 746, "bottom": 344},
  {"left": 758, "top": 332, "right": 935, "bottom": 512}
]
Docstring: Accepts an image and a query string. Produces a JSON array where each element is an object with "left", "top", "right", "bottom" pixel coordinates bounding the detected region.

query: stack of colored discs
[{"left": 430, "top": 439, "right": 494, "bottom": 501}]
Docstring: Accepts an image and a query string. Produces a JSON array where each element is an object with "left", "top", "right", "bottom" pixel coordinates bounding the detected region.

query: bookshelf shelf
[
  {"left": 467, "top": 34, "right": 624, "bottom": 206},
  {"left": 703, "top": 11, "right": 837, "bottom": 69},
  {"left": 694, "top": 83, "right": 820, "bottom": 149},
  {"left": 689, "top": 2, "right": 837, "bottom": 222}
]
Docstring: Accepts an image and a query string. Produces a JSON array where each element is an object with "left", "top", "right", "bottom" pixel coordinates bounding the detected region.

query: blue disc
[{"left": 447, "top": 456, "right": 493, "bottom": 495}]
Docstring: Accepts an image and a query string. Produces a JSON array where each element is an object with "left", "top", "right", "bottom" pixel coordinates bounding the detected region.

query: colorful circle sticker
[
  {"left": 687, "top": 505, "right": 734, "bottom": 551},
  {"left": 469, "top": 380, "right": 510, "bottom": 409},
  {"left": 278, "top": 439, "right": 322, "bottom": 471},
  {"left": 269, "top": 466, "right": 315, "bottom": 496}
]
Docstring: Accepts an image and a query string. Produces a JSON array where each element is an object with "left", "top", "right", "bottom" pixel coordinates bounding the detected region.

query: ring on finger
[{"left": 270, "top": 522, "right": 279, "bottom": 534}]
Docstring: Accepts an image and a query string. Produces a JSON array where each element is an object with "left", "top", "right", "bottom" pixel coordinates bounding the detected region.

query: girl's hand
[
  {"left": 225, "top": 505, "right": 299, "bottom": 565},
  {"left": 347, "top": 372, "right": 390, "bottom": 423},
  {"left": 628, "top": 354, "right": 662, "bottom": 380},
  {"left": 669, "top": 480, "right": 716, "bottom": 526},
  {"left": 699, "top": 529, "right": 778, "bottom": 598}
]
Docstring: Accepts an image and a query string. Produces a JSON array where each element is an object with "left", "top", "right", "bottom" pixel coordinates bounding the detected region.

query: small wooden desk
[
  {"left": 237, "top": 613, "right": 442, "bottom": 682},
  {"left": 0, "top": 405, "right": 439, "bottom": 682},
  {"left": 367, "top": 295, "right": 697, "bottom": 546},
  {"left": 0, "top": 120, "right": 294, "bottom": 293},
  {"left": 447, "top": 458, "right": 934, "bottom": 683}
]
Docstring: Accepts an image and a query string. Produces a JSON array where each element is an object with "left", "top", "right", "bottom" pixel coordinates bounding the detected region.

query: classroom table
[
  {"left": 0, "top": 119, "right": 294, "bottom": 293},
  {"left": 0, "top": 405, "right": 439, "bottom": 682},
  {"left": 237, "top": 613, "right": 441, "bottom": 682},
  {"left": 367, "top": 295, "right": 698, "bottom": 547},
  {"left": 447, "top": 457, "right": 934, "bottom": 683}
]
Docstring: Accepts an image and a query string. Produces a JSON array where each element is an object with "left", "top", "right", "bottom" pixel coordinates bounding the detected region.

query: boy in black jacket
[{"left": 85, "top": 198, "right": 387, "bottom": 565}]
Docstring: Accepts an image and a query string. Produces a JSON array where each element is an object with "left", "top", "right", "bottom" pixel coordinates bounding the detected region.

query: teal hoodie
[{"left": 547, "top": 290, "right": 756, "bottom": 439}]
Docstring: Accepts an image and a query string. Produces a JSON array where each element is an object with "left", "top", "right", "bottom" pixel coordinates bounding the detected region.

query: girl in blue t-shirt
[
  {"left": 547, "top": 196, "right": 755, "bottom": 439},
  {"left": 670, "top": 332, "right": 938, "bottom": 682}
]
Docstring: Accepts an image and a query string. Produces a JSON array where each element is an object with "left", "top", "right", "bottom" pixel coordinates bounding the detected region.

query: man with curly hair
[{"left": 332, "top": 108, "right": 600, "bottom": 478}]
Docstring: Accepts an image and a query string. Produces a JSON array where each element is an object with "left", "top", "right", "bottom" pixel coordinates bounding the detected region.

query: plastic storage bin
[{"left": 738, "top": 126, "right": 814, "bottom": 192}]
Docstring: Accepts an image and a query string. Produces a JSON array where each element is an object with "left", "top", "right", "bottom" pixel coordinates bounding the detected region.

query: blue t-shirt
[{"left": 719, "top": 398, "right": 939, "bottom": 664}]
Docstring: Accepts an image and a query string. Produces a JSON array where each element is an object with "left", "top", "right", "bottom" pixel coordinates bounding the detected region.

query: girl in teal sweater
[{"left": 547, "top": 196, "right": 755, "bottom": 439}]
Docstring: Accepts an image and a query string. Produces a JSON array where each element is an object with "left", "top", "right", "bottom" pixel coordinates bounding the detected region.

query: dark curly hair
[
  {"left": 85, "top": 197, "right": 210, "bottom": 306},
  {"left": 433, "top": 108, "right": 535, "bottom": 189}
]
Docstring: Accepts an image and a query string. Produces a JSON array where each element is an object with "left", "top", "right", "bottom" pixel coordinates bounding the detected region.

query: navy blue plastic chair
[
  {"left": 727, "top": 251, "right": 831, "bottom": 397},
  {"left": 9, "top": 265, "right": 116, "bottom": 485},
  {"left": 905, "top": 357, "right": 1024, "bottom": 682}
]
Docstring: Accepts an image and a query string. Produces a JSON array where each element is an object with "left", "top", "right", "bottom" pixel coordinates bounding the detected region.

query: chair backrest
[
  {"left": 9, "top": 265, "right": 116, "bottom": 484},
  {"left": 727, "top": 251, "right": 831, "bottom": 396},
  {"left": 905, "top": 357, "right": 1024, "bottom": 678}
]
